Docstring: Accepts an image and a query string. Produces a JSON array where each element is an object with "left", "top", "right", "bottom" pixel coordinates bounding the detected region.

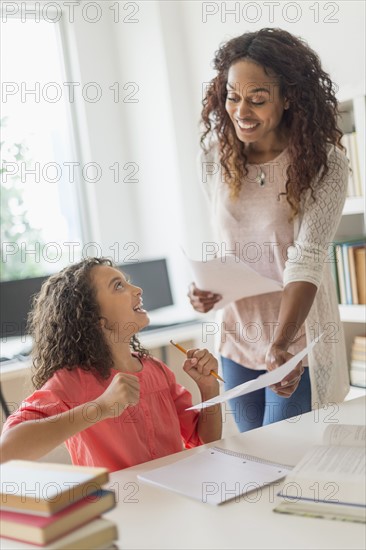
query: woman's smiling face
[{"left": 225, "top": 59, "right": 289, "bottom": 149}]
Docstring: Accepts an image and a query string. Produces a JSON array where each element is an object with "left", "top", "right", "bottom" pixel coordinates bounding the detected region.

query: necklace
[{"left": 255, "top": 166, "right": 266, "bottom": 187}]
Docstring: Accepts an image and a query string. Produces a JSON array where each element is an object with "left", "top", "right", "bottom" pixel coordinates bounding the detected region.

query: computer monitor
[
  {"left": 0, "top": 275, "right": 48, "bottom": 339},
  {"left": 118, "top": 258, "right": 173, "bottom": 312},
  {"left": 0, "top": 258, "right": 173, "bottom": 340}
]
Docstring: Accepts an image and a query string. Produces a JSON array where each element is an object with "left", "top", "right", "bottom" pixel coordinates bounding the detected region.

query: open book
[{"left": 274, "top": 424, "right": 366, "bottom": 522}]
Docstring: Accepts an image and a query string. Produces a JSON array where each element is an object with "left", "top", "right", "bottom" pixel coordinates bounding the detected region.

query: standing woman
[{"left": 188, "top": 28, "right": 350, "bottom": 432}]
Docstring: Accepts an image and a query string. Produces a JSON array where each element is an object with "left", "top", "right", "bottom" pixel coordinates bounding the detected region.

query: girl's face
[
  {"left": 225, "top": 59, "right": 289, "bottom": 150},
  {"left": 91, "top": 265, "right": 149, "bottom": 339}
]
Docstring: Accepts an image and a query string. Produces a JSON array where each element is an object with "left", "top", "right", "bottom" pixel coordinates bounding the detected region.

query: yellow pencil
[{"left": 170, "top": 340, "right": 225, "bottom": 383}]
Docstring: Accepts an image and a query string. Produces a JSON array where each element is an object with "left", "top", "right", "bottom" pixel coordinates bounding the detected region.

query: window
[{"left": 1, "top": 15, "right": 83, "bottom": 281}]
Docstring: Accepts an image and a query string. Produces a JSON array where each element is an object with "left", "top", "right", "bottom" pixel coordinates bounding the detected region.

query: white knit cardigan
[{"left": 199, "top": 144, "right": 350, "bottom": 408}]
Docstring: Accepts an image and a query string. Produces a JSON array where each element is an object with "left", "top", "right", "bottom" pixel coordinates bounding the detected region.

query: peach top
[{"left": 2, "top": 356, "right": 201, "bottom": 472}]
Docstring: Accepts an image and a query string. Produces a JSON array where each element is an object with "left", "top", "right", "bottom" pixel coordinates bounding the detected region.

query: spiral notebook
[{"left": 137, "top": 447, "right": 292, "bottom": 505}]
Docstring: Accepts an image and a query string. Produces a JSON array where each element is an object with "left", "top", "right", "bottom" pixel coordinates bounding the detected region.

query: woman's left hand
[{"left": 265, "top": 345, "right": 304, "bottom": 397}]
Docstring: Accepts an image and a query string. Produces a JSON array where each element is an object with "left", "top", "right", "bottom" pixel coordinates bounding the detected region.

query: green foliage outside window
[{"left": 1, "top": 117, "right": 46, "bottom": 281}]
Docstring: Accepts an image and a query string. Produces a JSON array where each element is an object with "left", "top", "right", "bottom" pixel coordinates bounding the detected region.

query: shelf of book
[
  {"left": 336, "top": 94, "right": 365, "bottom": 389},
  {"left": 339, "top": 304, "right": 366, "bottom": 323}
]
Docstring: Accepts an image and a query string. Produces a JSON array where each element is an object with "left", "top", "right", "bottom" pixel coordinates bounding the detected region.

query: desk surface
[{"left": 103, "top": 396, "right": 366, "bottom": 550}]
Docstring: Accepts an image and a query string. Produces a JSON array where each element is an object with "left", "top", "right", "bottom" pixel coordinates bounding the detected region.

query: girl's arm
[
  {"left": 184, "top": 349, "right": 222, "bottom": 443},
  {"left": 1, "top": 402, "right": 108, "bottom": 462},
  {"left": 197, "top": 388, "right": 222, "bottom": 444},
  {"left": 0, "top": 373, "right": 139, "bottom": 463}
]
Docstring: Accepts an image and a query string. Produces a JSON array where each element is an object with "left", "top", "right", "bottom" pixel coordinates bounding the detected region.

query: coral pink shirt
[{"left": 2, "top": 356, "right": 202, "bottom": 472}]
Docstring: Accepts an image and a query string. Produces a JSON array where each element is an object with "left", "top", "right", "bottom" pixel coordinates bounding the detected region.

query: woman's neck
[{"left": 246, "top": 129, "right": 289, "bottom": 164}]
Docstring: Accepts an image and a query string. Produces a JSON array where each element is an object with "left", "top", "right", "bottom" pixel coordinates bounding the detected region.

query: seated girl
[{"left": 0, "top": 257, "right": 222, "bottom": 471}]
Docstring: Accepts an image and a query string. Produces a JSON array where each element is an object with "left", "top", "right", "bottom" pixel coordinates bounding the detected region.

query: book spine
[
  {"left": 355, "top": 248, "right": 366, "bottom": 304},
  {"left": 349, "top": 132, "right": 362, "bottom": 196},
  {"left": 329, "top": 243, "right": 340, "bottom": 303},
  {"left": 354, "top": 336, "right": 366, "bottom": 348},
  {"left": 343, "top": 133, "right": 356, "bottom": 196},
  {"left": 348, "top": 245, "right": 359, "bottom": 304},
  {"left": 342, "top": 244, "right": 352, "bottom": 304},
  {"left": 353, "top": 351, "right": 366, "bottom": 364},
  {"left": 350, "top": 363, "right": 366, "bottom": 388},
  {"left": 335, "top": 244, "right": 346, "bottom": 304}
]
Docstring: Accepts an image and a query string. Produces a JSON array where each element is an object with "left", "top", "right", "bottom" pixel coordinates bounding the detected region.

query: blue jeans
[{"left": 221, "top": 356, "right": 312, "bottom": 432}]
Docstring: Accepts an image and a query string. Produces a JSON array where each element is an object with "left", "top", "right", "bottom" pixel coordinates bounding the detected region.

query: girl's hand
[
  {"left": 183, "top": 348, "right": 220, "bottom": 394},
  {"left": 97, "top": 372, "right": 140, "bottom": 420},
  {"left": 187, "top": 282, "right": 222, "bottom": 313},
  {"left": 265, "top": 345, "right": 304, "bottom": 397}
]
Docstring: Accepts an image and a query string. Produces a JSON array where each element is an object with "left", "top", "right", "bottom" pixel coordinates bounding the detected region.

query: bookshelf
[
  {"left": 342, "top": 196, "right": 365, "bottom": 216},
  {"left": 339, "top": 304, "right": 365, "bottom": 323},
  {"left": 336, "top": 94, "right": 366, "bottom": 383}
]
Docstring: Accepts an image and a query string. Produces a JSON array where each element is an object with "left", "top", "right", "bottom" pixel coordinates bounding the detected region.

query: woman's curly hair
[
  {"left": 29, "top": 257, "right": 150, "bottom": 389},
  {"left": 201, "top": 27, "right": 344, "bottom": 215}
]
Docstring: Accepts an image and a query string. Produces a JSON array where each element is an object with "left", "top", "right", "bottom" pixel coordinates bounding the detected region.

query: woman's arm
[
  {"left": 274, "top": 281, "right": 317, "bottom": 348},
  {"left": 266, "top": 147, "right": 349, "bottom": 396},
  {"left": 0, "top": 373, "right": 139, "bottom": 463},
  {"left": 266, "top": 281, "right": 317, "bottom": 397}
]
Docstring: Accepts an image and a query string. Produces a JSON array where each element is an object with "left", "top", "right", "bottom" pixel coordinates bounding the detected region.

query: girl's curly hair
[
  {"left": 29, "top": 257, "right": 150, "bottom": 389},
  {"left": 201, "top": 27, "right": 344, "bottom": 215}
]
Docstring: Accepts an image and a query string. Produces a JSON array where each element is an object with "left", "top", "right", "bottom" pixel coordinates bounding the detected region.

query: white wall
[{"left": 64, "top": 0, "right": 365, "bottom": 305}]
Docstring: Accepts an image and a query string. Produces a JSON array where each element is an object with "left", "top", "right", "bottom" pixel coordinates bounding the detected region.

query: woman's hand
[
  {"left": 187, "top": 282, "right": 222, "bottom": 313},
  {"left": 183, "top": 348, "right": 220, "bottom": 396},
  {"left": 96, "top": 373, "right": 140, "bottom": 420},
  {"left": 265, "top": 345, "right": 304, "bottom": 398}
]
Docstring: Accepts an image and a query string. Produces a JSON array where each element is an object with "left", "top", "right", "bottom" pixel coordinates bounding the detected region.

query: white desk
[{"left": 103, "top": 396, "right": 366, "bottom": 550}]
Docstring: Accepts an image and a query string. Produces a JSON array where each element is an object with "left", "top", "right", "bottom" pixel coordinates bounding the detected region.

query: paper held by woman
[
  {"left": 187, "top": 335, "right": 322, "bottom": 410},
  {"left": 183, "top": 251, "right": 283, "bottom": 309}
]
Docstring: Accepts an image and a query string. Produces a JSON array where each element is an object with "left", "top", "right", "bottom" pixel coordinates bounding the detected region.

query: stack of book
[
  {"left": 0, "top": 461, "right": 118, "bottom": 549},
  {"left": 330, "top": 238, "right": 366, "bottom": 305},
  {"left": 350, "top": 335, "right": 366, "bottom": 388},
  {"left": 341, "top": 131, "right": 362, "bottom": 197}
]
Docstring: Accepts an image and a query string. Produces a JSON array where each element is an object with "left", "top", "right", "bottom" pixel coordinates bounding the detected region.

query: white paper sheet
[
  {"left": 184, "top": 251, "right": 283, "bottom": 309},
  {"left": 187, "top": 336, "right": 322, "bottom": 410}
]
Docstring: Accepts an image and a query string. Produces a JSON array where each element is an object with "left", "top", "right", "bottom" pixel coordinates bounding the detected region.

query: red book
[{"left": 0, "top": 490, "right": 116, "bottom": 546}]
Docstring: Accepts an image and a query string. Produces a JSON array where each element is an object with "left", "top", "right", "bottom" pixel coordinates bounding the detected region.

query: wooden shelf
[{"left": 339, "top": 304, "right": 366, "bottom": 323}]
